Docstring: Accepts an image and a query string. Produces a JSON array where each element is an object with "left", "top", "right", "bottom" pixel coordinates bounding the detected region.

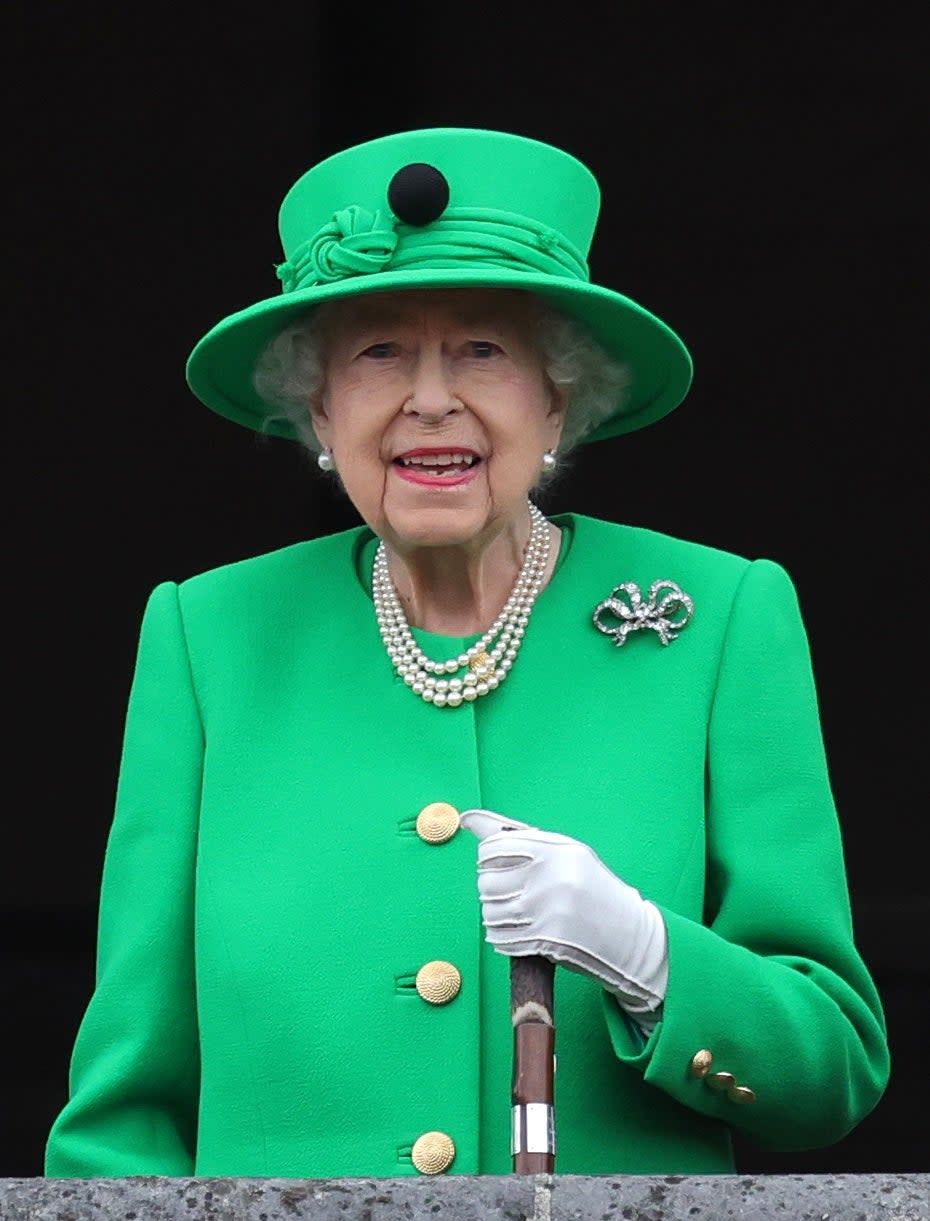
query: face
[{"left": 309, "top": 289, "right": 565, "bottom": 552}]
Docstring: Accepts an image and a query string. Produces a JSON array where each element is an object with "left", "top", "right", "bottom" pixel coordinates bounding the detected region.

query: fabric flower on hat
[{"left": 276, "top": 206, "right": 399, "bottom": 290}]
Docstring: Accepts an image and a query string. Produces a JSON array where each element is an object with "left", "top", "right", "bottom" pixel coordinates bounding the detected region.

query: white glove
[{"left": 460, "top": 809, "right": 668, "bottom": 1029}]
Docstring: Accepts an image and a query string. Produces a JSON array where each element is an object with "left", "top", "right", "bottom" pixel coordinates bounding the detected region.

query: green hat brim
[{"left": 185, "top": 267, "right": 692, "bottom": 445}]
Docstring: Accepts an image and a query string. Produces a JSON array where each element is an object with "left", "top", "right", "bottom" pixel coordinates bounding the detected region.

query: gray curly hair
[{"left": 252, "top": 294, "right": 631, "bottom": 461}]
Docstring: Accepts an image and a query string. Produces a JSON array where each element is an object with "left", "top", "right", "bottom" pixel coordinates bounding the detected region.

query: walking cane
[{"left": 510, "top": 955, "right": 555, "bottom": 1173}]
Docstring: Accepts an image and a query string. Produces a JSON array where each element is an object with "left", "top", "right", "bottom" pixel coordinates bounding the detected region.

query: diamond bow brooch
[{"left": 593, "top": 580, "right": 695, "bottom": 647}]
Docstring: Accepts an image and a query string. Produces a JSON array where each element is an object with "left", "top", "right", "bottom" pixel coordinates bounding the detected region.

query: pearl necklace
[{"left": 372, "top": 501, "right": 552, "bottom": 707}]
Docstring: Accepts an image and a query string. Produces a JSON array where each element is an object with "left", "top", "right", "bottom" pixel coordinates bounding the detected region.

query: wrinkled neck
[{"left": 384, "top": 516, "right": 560, "bottom": 636}]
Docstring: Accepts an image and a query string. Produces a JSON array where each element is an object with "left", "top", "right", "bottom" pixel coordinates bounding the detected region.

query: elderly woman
[{"left": 45, "top": 128, "right": 889, "bottom": 1179}]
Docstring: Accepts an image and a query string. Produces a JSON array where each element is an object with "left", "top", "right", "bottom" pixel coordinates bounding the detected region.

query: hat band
[{"left": 275, "top": 204, "right": 590, "bottom": 293}]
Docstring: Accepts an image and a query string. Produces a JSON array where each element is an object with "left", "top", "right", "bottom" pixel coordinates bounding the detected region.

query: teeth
[{"left": 400, "top": 453, "right": 476, "bottom": 467}]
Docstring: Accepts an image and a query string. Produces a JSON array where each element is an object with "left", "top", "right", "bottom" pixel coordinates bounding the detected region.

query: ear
[
  {"left": 546, "top": 383, "right": 568, "bottom": 446},
  {"left": 307, "top": 390, "right": 331, "bottom": 449}
]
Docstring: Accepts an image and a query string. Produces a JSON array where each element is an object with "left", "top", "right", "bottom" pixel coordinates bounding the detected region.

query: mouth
[{"left": 392, "top": 447, "right": 483, "bottom": 486}]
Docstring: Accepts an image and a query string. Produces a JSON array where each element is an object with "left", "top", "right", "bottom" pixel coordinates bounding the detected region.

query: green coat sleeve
[
  {"left": 45, "top": 582, "right": 202, "bottom": 1177},
  {"left": 604, "top": 558, "right": 890, "bottom": 1150}
]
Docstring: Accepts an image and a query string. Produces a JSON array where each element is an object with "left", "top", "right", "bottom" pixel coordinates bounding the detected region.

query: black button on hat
[{"left": 388, "top": 163, "right": 450, "bottom": 227}]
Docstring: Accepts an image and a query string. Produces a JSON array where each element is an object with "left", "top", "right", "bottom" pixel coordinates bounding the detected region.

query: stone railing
[{"left": 2, "top": 1173, "right": 928, "bottom": 1220}]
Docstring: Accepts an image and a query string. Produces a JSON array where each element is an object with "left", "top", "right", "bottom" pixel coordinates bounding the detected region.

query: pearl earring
[
  {"left": 541, "top": 450, "right": 557, "bottom": 474},
  {"left": 317, "top": 448, "right": 335, "bottom": 472}
]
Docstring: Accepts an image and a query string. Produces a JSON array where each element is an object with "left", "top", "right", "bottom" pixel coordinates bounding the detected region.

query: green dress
[{"left": 44, "top": 514, "right": 889, "bottom": 1178}]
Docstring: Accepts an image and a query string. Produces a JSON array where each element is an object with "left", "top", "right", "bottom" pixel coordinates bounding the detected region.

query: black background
[{"left": 6, "top": 2, "right": 927, "bottom": 1178}]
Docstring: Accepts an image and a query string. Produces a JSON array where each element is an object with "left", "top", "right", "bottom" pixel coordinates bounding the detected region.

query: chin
[{"left": 381, "top": 503, "right": 493, "bottom": 550}]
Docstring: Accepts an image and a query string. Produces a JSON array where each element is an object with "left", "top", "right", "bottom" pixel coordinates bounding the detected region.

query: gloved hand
[{"left": 460, "top": 809, "right": 668, "bottom": 1028}]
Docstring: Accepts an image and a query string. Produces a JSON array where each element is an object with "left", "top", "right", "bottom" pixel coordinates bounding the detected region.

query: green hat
[{"left": 185, "top": 128, "right": 692, "bottom": 443}]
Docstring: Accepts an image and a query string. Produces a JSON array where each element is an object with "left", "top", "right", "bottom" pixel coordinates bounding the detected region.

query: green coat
[{"left": 45, "top": 514, "right": 889, "bottom": 1178}]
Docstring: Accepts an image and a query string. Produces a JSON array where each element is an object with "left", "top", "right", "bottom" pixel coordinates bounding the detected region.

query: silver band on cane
[{"left": 511, "top": 1103, "right": 556, "bottom": 1156}]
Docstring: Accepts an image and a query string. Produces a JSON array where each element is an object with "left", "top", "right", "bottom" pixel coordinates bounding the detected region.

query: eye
[
  {"left": 466, "top": 340, "right": 503, "bottom": 359},
  {"left": 360, "top": 342, "right": 399, "bottom": 359}
]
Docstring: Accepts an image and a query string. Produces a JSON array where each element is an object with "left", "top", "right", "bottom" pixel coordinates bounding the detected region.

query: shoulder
[
  {"left": 558, "top": 513, "right": 799, "bottom": 624},
  {"left": 559, "top": 512, "right": 786, "bottom": 579},
  {"left": 154, "top": 526, "right": 372, "bottom": 629},
  {"left": 182, "top": 525, "right": 368, "bottom": 588}
]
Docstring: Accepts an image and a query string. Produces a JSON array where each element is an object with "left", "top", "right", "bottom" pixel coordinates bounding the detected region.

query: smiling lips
[{"left": 393, "top": 447, "right": 482, "bottom": 487}]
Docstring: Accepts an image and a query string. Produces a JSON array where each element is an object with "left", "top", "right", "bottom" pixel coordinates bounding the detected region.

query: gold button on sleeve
[
  {"left": 707, "top": 1070, "right": 737, "bottom": 1091},
  {"left": 728, "top": 1084, "right": 757, "bottom": 1104},
  {"left": 415, "top": 960, "right": 462, "bottom": 1005},
  {"left": 689, "top": 1049, "right": 714, "bottom": 1079},
  {"left": 416, "top": 802, "right": 460, "bottom": 844},
  {"left": 411, "top": 1131, "right": 456, "bottom": 1174}
]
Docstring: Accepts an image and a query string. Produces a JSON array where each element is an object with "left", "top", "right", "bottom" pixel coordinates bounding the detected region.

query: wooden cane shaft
[
  {"left": 513, "top": 1021, "right": 556, "bottom": 1103},
  {"left": 510, "top": 954, "right": 554, "bottom": 1023},
  {"left": 511, "top": 956, "right": 555, "bottom": 1173}
]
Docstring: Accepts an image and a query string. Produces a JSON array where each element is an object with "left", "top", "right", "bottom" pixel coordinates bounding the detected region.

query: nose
[{"left": 403, "top": 346, "right": 462, "bottom": 420}]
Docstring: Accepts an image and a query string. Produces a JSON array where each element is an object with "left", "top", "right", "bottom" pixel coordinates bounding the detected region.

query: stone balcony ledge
[{"left": 2, "top": 1172, "right": 928, "bottom": 1221}]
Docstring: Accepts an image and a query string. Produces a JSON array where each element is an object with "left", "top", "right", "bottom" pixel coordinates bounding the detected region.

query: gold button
[
  {"left": 690, "top": 1049, "right": 714, "bottom": 1079},
  {"left": 416, "top": 802, "right": 460, "bottom": 844},
  {"left": 728, "top": 1084, "right": 757, "bottom": 1104},
  {"left": 415, "top": 960, "right": 462, "bottom": 1005},
  {"left": 411, "top": 1130, "right": 455, "bottom": 1174},
  {"left": 707, "top": 1071, "right": 737, "bottom": 1091}
]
